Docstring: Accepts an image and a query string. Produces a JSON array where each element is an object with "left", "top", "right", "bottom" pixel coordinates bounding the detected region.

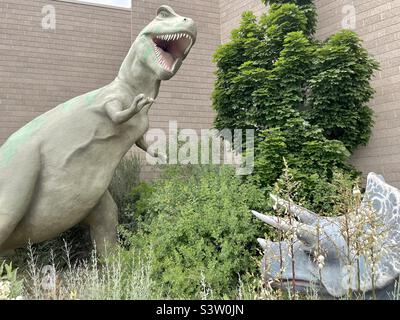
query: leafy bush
[
  {"left": 109, "top": 155, "right": 141, "bottom": 211},
  {"left": 0, "top": 262, "right": 23, "bottom": 299},
  {"left": 262, "top": 0, "right": 317, "bottom": 36},
  {"left": 213, "top": 0, "right": 378, "bottom": 212},
  {"left": 306, "top": 30, "right": 378, "bottom": 151},
  {"left": 251, "top": 118, "right": 358, "bottom": 212},
  {"left": 124, "top": 165, "right": 267, "bottom": 299}
]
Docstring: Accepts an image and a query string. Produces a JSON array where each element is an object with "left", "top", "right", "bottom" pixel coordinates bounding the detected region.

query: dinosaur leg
[
  {"left": 0, "top": 150, "right": 41, "bottom": 250},
  {"left": 84, "top": 190, "right": 119, "bottom": 256}
]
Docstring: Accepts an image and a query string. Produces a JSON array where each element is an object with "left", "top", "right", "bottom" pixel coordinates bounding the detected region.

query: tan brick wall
[
  {"left": 315, "top": 0, "right": 400, "bottom": 186},
  {"left": 131, "top": 0, "right": 221, "bottom": 179},
  {"left": 220, "top": 0, "right": 267, "bottom": 43},
  {"left": 0, "top": 0, "right": 131, "bottom": 144},
  {"left": 2, "top": 0, "right": 400, "bottom": 184}
]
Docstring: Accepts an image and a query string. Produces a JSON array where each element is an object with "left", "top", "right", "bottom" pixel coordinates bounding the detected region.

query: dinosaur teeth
[
  {"left": 154, "top": 33, "right": 193, "bottom": 43},
  {"left": 153, "top": 31, "right": 195, "bottom": 72},
  {"left": 154, "top": 45, "right": 161, "bottom": 57},
  {"left": 156, "top": 33, "right": 193, "bottom": 41}
]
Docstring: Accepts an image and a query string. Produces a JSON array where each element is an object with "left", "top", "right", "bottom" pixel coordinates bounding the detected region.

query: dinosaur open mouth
[{"left": 152, "top": 32, "right": 194, "bottom": 72}]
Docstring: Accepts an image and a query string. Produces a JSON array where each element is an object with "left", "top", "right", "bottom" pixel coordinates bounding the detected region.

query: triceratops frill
[{"left": 252, "top": 173, "right": 400, "bottom": 299}]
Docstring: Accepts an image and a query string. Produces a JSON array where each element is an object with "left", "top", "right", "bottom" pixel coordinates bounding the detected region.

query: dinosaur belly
[{"left": 2, "top": 132, "right": 132, "bottom": 250}]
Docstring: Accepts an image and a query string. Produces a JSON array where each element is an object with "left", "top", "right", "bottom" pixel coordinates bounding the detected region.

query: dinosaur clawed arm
[{"left": 105, "top": 94, "right": 154, "bottom": 124}]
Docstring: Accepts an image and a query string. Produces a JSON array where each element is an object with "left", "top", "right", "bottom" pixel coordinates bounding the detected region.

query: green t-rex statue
[{"left": 0, "top": 5, "right": 197, "bottom": 254}]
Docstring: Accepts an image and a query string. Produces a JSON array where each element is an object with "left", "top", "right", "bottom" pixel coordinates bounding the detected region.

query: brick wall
[
  {"left": 315, "top": 0, "right": 400, "bottom": 186},
  {"left": 220, "top": 0, "right": 267, "bottom": 43},
  {"left": 0, "top": 0, "right": 131, "bottom": 145}
]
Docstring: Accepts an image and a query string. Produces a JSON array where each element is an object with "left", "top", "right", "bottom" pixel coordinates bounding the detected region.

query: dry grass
[{"left": 1, "top": 244, "right": 154, "bottom": 300}]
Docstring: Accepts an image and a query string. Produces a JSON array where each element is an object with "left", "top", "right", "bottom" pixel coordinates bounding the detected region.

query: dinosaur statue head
[
  {"left": 121, "top": 5, "right": 197, "bottom": 82},
  {"left": 252, "top": 173, "right": 400, "bottom": 299}
]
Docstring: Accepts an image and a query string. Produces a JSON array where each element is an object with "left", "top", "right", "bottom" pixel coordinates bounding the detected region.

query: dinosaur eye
[{"left": 159, "top": 10, "right": 170, "bottom": 18}]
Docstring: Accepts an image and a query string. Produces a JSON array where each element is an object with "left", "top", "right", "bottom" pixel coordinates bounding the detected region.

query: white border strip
[{"left": 53, "top": 0, "right": 132, "bottom": 12}]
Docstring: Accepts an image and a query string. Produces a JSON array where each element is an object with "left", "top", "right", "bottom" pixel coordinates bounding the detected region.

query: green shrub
[
  {"left": 109, "top": 155, "right": 141, "bottom": 212},
  {"left": 124, "top": 165, "right": 267, "bottom": 299},
  {"left": 251, "top": 118, "right": 358, "bottom": 212},
  {"left": 306, "top": 30, "right": 379, "bottom": 151},
  {"left": 262, "top": 0, "right": 317, "bottom": 36},
  {"left": 0, "top": 262, "right": 23, "bottom": 299},
  {"left": 212, "top": 0, "right": 378, "bottom": 213}
]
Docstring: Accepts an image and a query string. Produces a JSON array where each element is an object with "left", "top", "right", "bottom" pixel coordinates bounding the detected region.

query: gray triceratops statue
[
  {"left": 0, "top": 5, "right": 197, "bottom": 255},
  {"left": 252, "top": 173, "right": 400, "bottom": 299}
]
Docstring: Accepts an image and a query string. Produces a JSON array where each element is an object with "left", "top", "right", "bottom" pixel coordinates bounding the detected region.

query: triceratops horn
[
  {"left": 296, "top": 225, "right": 318, "bottom": 247},
  {"left": 252, "top": 210, "right": 318, "bottom": 247},
  {"left": 257, "top": 238, "right": 269, "bottom": 250},
  {"left": 251, "top": 210, "right": 292, "bottom": 232},
  {"left": 270, "top": 194, "right": 319, "bottom": 225}
]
